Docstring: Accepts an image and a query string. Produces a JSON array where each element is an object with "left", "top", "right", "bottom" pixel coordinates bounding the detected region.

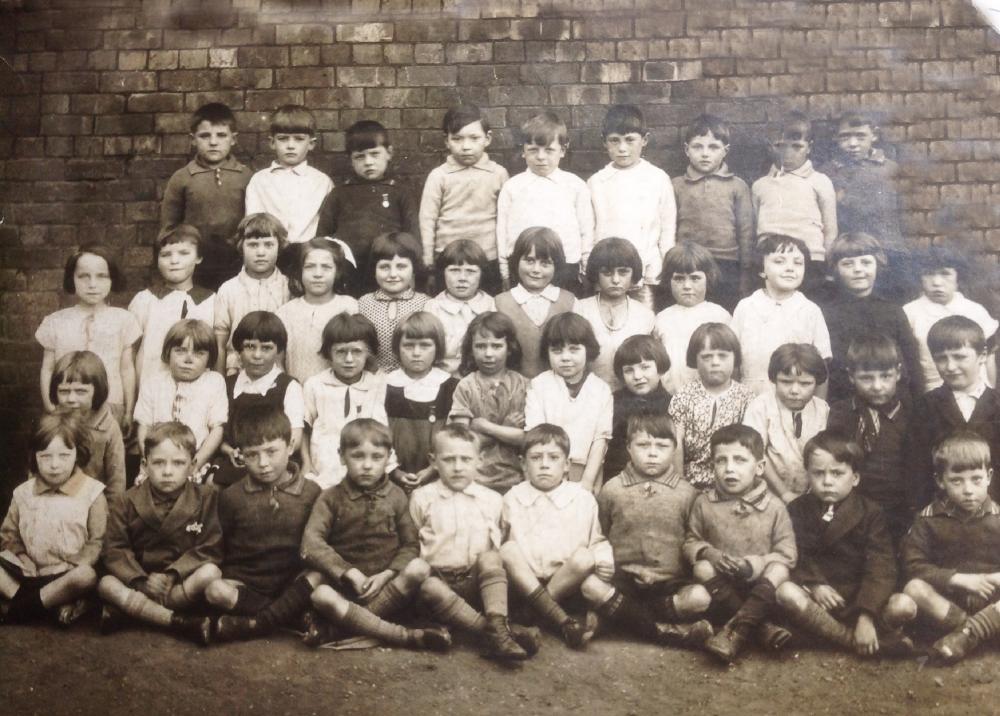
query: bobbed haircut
[
  {"left": 613, "top": 334, "right": 670, "bottom": 381},
  {"left": 827, "top": 232, "right": 886, "bottom": 270},
  {"left": 508, "top": 226, "right": 566, "bottom": 286},
  {"left": 927, "top": 315, "right": 986, "bottom": 356},
  {"left": 190, "top": 102, "right": 236, "bottom": 132},
  {"left": 369, "top": 231, "right": 426, "bottom": 292},
  {"left": 155, "top": 223, "right": 202, "bottom": 262},
  {"left": 236, "top": 212, "right": 288, "bottom": 251},
  {"left": 63, "top": 242, "right": 126, "bottom": 294},
  {"left": 767, "top": 343, "right": 828, "bottom": 385},
  {"left": 443, "top": 105, "right": 490, "bottom": 136},
  {"left": 459, "top": 311, "right": 523, "bottom": 376},
  {"left": 161, "top": 318, "right": 218, "bottom": 367},
  {"left": 540, "top": 313, "right": 600, "bottom": 366},
  {"left": 345, "top": 120, "right": 390, "bottom": 153},
  {"left": 523, "top": 423, "right": 570, "bottom": 458},
  {"left": 232, "top": 310, "right": 288, "bottom": 353},
  {"left": 933, "top": 430, "right": 992, "bottom": 476},
  {"left": 144, "top": 421, "right": 198, "bottom": 460},
  {"left": 435, "top": 238, "right": 488, "bottom": 288},
  {"left": 269, "top": 104, "right": 316, "bottom": 136},
  {"left": 232, "top": 404, "right": 291, "bottom": 449},
  {"left": 686, "top": 322, "right": 742, "bottom": 373},
  {"left": 340, "top": 417, "right": 393, "bottom": 453},
  {"left": 657, "top": 242, "right": 722, "bottom": 296},
  {"left": 602, "top": 104, "right": 646, "bottom": 137},
  {"left": 684, "top": 113, "right": 732, "bottom": 145},
  {"left": 320, "top": 313, "right": 380, "bottom": 371},
  {"left": 391, "top": 310, "right": 446, "bottom": 362},
  {"left": 519, "top": 111, "right": 567, "bottom": 148},
  {"left": 916, "top": 245, "right": 969, "bottom": 280},
  {"left": 432, "top": 422, "right": 480, "bottom": 452},
  {"left": 803, "top": 429, "right": 864, "bottom": 472},
  {"left": 626, "top": 413, "right": 676, "bottom": 444},
  {"left": 50, "top": 350, "right": 109, "bottom": 411},
  {"left": 292, "top": 237, "right": 353, "bottom": 296},
  {"left": 845, "top": 333, "right": 902, "bottom": 372},
  {"left": 754, "top": 233, "right": 812, "bottom": 275},
  {"left": 710, "top": 423, "right": 764, "bottom": 461},
  {"left": 29, "top": 408, "right": 90, "bottom": 475},
  {"left": 585, "top": 237, "right": 643, "bottom": 287}
]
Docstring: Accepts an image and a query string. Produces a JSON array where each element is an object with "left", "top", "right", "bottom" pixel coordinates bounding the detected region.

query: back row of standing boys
[{"left": 9, "top": 101, "right": 1000, "bottom": 666}]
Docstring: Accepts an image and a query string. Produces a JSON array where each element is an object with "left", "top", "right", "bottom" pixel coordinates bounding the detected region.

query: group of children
[{"left": 7, "top": 97, "right": 1000, "bottom": 666}]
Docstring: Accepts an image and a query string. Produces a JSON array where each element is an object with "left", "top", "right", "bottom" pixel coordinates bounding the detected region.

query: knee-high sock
[
  {"left": 424, "top": 588, "right": 486, "bottom": 632},
  {"left": 257, "top": 576, "right": 314, "bottom": 630},
  {"left": 123, "top": 589, "right": 173, "bottom": 628},
  {"left": 338, "top": 603, "right": 413, "bottom": 646},
  {"left": 364, "top": 581, "right": 410, "bottom": 618},
  {"left": 528, "top": 585, "right": 570, "bottom": 629},
  {"left": 479, "top": 567, "right": 509, "bottom": 618},
  {"left": 704, "top": 576, "right": 744, "bottom": 621},
  {"left": 599, "top": 590, "right": 660, "bottom": 641},
  {"left": 965, "top": 604, "right": 1000, "bottom": 643},
  {"left": 730, "top": 580, "right": 776, "bottom": 631}
]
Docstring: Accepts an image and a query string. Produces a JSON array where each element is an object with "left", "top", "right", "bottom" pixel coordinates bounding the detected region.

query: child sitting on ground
[{"left": 98, "top": 422, "right": 221, "bottom": 645}]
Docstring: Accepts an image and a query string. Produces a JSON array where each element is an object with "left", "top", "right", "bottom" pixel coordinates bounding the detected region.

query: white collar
[
  {"left": 511, "top": 283, "right": 560, "bottom": 305},
  {"left": 315, "top": 369, "right": 377, "bottom": 390},
  {"left": 430, "top": 479, "right": 483, "bottom": 500},
  {"left": 953, "top": 382, "right": 987, "bottom": 401},
  {"left": 237, "top": 267, "right": 283, "bottom": 288},
  {"left": 433, "top": 290, "right": 492, "bottom": 315},
  {"left": 513, "top": 480, "right": 576, "bottom": 509},
  {"left": 768, "top": 160, "right": 815, "bottom": 179},
  {"left": 233, "top": 365, "right": 283, "bottom": 397},
  {"left": 386, "top": 367, "right": 451, "bottom": 401},
  {"left": 268, "top": 160, "right": 310, "bottom": 175}
]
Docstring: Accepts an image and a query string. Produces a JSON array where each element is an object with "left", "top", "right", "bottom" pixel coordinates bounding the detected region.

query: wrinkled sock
[
  {"left": 965, "top": 604, "right": 1000, "bottom": 643},
  {"left": 339, "top": 602, "right": 410, "bottom": 646},
  {"left": 423, "top": 587, "right": 486, "bottom": 632},
  {"left": 479, "top": 567, "right": 509, "bottom": 618},
  {"left": 364, "top": 581, "right": 410, "bottom": 618},
  {"left": 528, "top": 585, "right": 570, "bottom": 629},
  {"left": 256, "top": 576, "right": 313, "bottom": 631},
  {"left": 123, "top": 589, "right": 172, "bottom": 628}
]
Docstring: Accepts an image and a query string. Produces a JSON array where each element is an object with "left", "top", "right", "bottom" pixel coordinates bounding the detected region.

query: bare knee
[
  {"left": 692, "top": 560, "right": 716, "bottom": 583},
  {"left": 775, "top": 582, "right": 809, "bottom": 612},
  {"left": 190, "top": 563, "right": 222, "bottom": 585},
  {"left": 311, "top": 584, "right": 348, "bottom": 614},
  {"left": 676, "top": 584, "right": 712, "bottom": 616},
  {"left": 580, "top": 574, "right": 613, "bottom": 604},
  {"left": 303, "top": 570, "right": 325, "bottom": 588},
  {"left": 902, "top": 579, "right": 934, "bottom": 605},
  {"left": 400, "top": 558, "right": 431, "bottom": 586},
  {"left": 97, "top": 574, "right": 122, "bottom": 600},
  {"left": 762, "top": 563, "right": 789, "bottom": 587},
  {"left": 70, "top": 565, "right": 97, "bottom": 591},
  {"left": 885, "top": 593, "right": 918, "bottom": 624},
  {"left": 566, "top": 548, "right": 595, "bottom": 576},
  {"left": 204, "top": 579, "right": 233, "bottom": 607}
]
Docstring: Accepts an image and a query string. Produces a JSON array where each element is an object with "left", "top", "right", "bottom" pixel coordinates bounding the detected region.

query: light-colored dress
[
  {"left": 573, "top": 295, "right": 655, "bottom": 390},
  {"left": 277, "top": 294, "right": 359, "bottom": 384},
  {"left": 653, "top": 301, "right": 732, "bottom": 394}
]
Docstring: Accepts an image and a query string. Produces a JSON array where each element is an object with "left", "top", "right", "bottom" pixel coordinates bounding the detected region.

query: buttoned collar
[
  {"left": 372, "top": 287, "right": 415, "bottom": 302},
  {"left": 343, "top": 475, "right": 393, "bottom": 500},
  {"left": 315, "top": 369, "right": 377, "bottom": 391},
  {"left": 188, "top": 155, "right": 246, "bottom": 175},
  {"left": 513, "top": 480, "right": 576, "bottom": 509},
  {"left": 706, "top": 479, "right": 771, "bottom": 511},
  {"left": 233, "top": 365, "right": 283, "bottom": 398},
  {"left": 430, "top": 479, "right": 482, "bottom": 500},
  {"left": 88, "top": 403, "right": 116, "bottom": 434},
  {"left": 952, "top": 381, "right": 987, "bottom": 403},
  {"left": 510, "top": 283, "right": 560, "bottom": 305},
  {"left": 768, "top": 159, "right": 815, "bottom": 179},
  {"left": 927, "top": 496, "right": 1000, "bottom": 520},
  {"left": 148, "top": 282, "right": 214, "bottom": 304},
  {"left": 618, "top": 463, "right": 680, "bottom": 489},
  {"left": 684, "top": 162, "right": 735, "bottom": 182},
  {"left": 432, "top": 290, "right": 493, "bottom": 316},
  {"left": 243, "top": 462, "right": 305, "bottom": 495},
  {"left": 444, "top": 153, "right": 497, "bottom": 173},
  {"left": 595, "top": 158, "right": 650, "bottom": 181},
  {"left": 267, "top": 160, "right": 311, "bottom": 175},
  {"left": 33, "top": 468, "right": 91, "bottom": 497}
]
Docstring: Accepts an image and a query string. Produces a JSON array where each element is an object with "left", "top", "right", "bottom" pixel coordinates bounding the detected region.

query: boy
[
  {"left": 819, "top": 112, "right": 908, "bottom": 302},
  {"left": 685, "top": 424, "right": 797, "bottom": 663},
  {"left": 889, "top": 432, "right": 1000, "bottom": 663},
  {"left": 497, "top": 112, "right": 594, "bottom": 294},
  {"left": 129, "top": 224, "right": 215, "bottom": 382},
  {"left": 160, "top": 102, "right": 251, "bottom": 291},
  {"left": 731, "top": 234, "right": 832, "bottom": 396},
  {"left": 317, "top": 120, "right": 419, "bottom": 296},
  {"left": 908, "top": 316, "right": 1000, "bottom": 509},
  {"left": 903, "top": 246, "right": 998, "bottom": 392},
  {"left": 413, "top": 425, "right": 540, "bottom": 660},
  {"left": 751, "top": 112, "right": 837, "bottom": 297},
  {"left": 205, "top": 405, "right": 323, "bottom": 641},
  {"left": 213, "top": 212, "right": 291, "bottom": 375},
  {"left": 588, "top": 104, "right": 676, "bottom": 308},
  {"left": 821, "top": 231, "right": 921, "bottom": 402},
  {"left": 302, "top": 418, "right": 450, "bottom": 651},
  {"left": 500, "top": 424, "right": 613, "bottom": 648},
  {"left": 827, "top": 334, "right": 915, "bottom": 545},
  {"left": 581, "top": 415, "right": 713, "bottom": 647},
  {"left": 743, "top": 343, "right": 830, "bottom": 504},
  {"left": 419, "top": 105, "right": 508, "bottom": 296},
  {"left": 777, "top": 431, "right": 912, "bottom": 656},
  {"left": 245, "top": 104, "right": 334, "bottom": 245},
  {"left": 98, "top": 422, "right": 221, "bottom": 645},
  {"left": 672, "top": 114, "right": 754, "bottom": 311}
]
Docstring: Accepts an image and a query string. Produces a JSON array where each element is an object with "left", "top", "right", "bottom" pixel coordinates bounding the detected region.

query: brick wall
[{"left": 1, "top": 0, "right": 998, "bottom": 497}]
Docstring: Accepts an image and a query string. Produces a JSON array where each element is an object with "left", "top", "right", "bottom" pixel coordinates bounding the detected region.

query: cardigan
[{"left": 494, "top": 288, "right": 576, "bottom": 379}]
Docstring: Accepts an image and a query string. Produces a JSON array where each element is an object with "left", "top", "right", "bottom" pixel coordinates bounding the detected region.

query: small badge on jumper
[
  {"left": 381, "top": 193, "right": 390, "bottom": 208},
  {"left": 186, "top": 522, "right": 203, "bottom": 534}
]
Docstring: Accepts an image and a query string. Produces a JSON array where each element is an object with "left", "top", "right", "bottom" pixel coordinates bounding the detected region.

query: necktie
[
  {"left": 822, "top": 504, "right": 835, "bottom": 522},
  {"left": 343, "top": 387, "right": 351, "bottom": 418},
  {"left": 180, "top": 298, "right": 188, "bottom": 319},
  {"left": 792, "top": 411, "right": 802, "bottom": 439}
]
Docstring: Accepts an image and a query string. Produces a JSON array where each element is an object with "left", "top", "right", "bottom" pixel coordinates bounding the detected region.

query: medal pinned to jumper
[{"left": 381, "top": 192, "right": 390, "bottom": 208}]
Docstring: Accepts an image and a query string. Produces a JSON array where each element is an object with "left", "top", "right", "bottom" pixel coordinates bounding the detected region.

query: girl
[
  {"left": 358, "top": 231, "right": 431, "bottom": 373},
  {"left": 449, "top": 311, "right": 529, "bottom": 493},
  {"left": 0, "top": 411, "right": 106, "bottom": 625},
  {"left": 525, "top": 313, "right": 613, "bottom": 492},
  {"left": 277, "top": 237, "right": 359, "bottom": 385},
  {"left": 494, "top": 227, "right": 577, "bottom": 379},
  {"left": 653, "top": 243, "right": 732, "bottom": 395},
  {"left": 48, "top": 350, "right": 126, "bottom": 501},
  {"left": 425, "top": 239, "right": 497, "bottom": 376},
  {"left": 668, "top": 322, "right": 754, "bottom": 490},
  {"left": 133, "top": 319, "right": 228, "bottom": 478},
  {"left": 302, "top": 313, "right": 389, "bottom": 489},
  {"left": 385, "top": 311, "right": 458, "bottom": 490},
  {"left": 573, "top": 237, "right": 656, "bottom": 390},
  {"left": 37, "top": 243, "right": 141, "bottom": 428}
]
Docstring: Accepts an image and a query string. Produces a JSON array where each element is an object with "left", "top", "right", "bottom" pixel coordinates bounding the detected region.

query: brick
[
  {"left": 337, "top": 23, "right": 393, "bottom": 43},
  {"left": 29, "top": 52, "right": 57, "bottom": 72},
  {"left": 446, "top": 43, "right": 493, "bottom": 63},
  {"left": 398, "top": 65, "right": 457, "bottom": 86},
  {"left": 414, "top": 43, "right": 444, "bottom": 64},
  {"left": 245, "top": 90, "right": 306, "bottom": 112},
  {"left": 609, "top": 83, "right": 672, "bottom": 105},
  {"left": 573, "top": 18, "right": 632, "bottom": 40},
  {"left": 126, "top": 93, "right": 185, "bottom": 114},
  {"left": 209, "top": 48, "right": 238, "bottom": 68},
  {"left": 48, "top": 29, "right": 104, "bottom": 51},
  {"left": 519, "top": 63, "right": 580, "bottom": 85},
  {"left": 581, "top": 62, "right": 634, "bottom": 84},
  {"left": 276, "top": 24, "right": 335, "bottom": 44},
  {"left": 103, "top": 136, "right": 133, "bottom": 156},
  {"left": 384, "top": 43, "right": 415, "bottom": 65},
  {"left": 87, "top": 50, "right": 118, "bottom": 70},
  {"left": 162, "top": 29, "right": 220, "bottom": 50},
  {"left": 220, "top": 69, "right": 273, "bottom": 89},
  {"left": 238, "top": 46, "right": 289, "bottom": 68},
  {"left": 303, "top": 88, "right": 366, "bottom": 108},
  {"left": 488, "top": 84, "right": 550, "bottom": 106},
  {"left": 39, "top": 115, "right": 93, "bottom": 136},
  {"left": 633, "top": 13, "right": 684, "bottom": 39},
  {"left": 643, "top": 61, "right": 702, "bottom": 82},
  {"left": 178, "top": 49, "right": 208, "bottom": 69},
  {"left": 395, "top": 20, "right": 458, "bottom": 42},
  {"left": 184, "top": 91, "right": 244, "bottom": 112},
  {"left": 275, "top": 67, "right": 337, "bottom": 88},
  {"left": 509, "top": 19, "right": 572, "bottom": 41},
  {"left": 40, "top": 95, "right": 69, "bottom": 115},
  {"left": 401, "top": 108, "right": 447, "bottom": 129},
  {"left": 548, "top": 84, "right": 609, "bottom": 106},
  {"left": 457, "top": 19, "right": 509, "bottom": 41},
  {"left": 100, "top": 71, "right": 157, "bottom": 93},
  {"left": 493, "top": 41, "right": 524, "bottom": 62},
  {"left": 364, "top": 88, "right": 425, "bottom": 108},
  {"left": 147, "top": 50, "right": 178, "bottom": 70},
  {"left": 104, "top": 30, "right": 161, "bottom": 50},
  {"left": 158, "top": 70, "right": 219, "bottom": 92},
  {"left": 117, "top": 51, "right": 147, "bottom": 71},
  {"left": 43, "top": 71, "right": 98, "bottom": 93},
  {"left": 585, "top": 42, "right": 617, "bottom": 62},
  {"left": 353, "top": 44, "right": 384, "bottom": 65},
  {"left": 291, "top": 46, "right": 322, "bottom": 67},
  {"left": 336, "top": 66, "right": 395, "bottom": 87},
  {"left": 458, "top": 64, "right": 520, "bottom": 86}
]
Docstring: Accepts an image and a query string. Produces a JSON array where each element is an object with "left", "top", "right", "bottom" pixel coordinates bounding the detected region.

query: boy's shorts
[
  {"left": 231, "top": 583, "right": 274, "bottom": 615},
  {"left": 433, "top": 565, "right": 481, "bottom": 608},
  {"left": 612, "top": 573, "right": 692, "bottom": 603}
]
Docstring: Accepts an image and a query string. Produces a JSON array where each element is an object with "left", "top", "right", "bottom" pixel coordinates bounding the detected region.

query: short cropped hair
[
  {"left": 845, "top": 333, "right": 902, "bottom": 372},
  {"left": 320, "top": 313, "right": 380, "bottom": 370},
  {"left": 803, "top": 430, "right": 864, "bottom": 472},
  {"left": 540, "top": 313, "right": 600, "bottom": 366},
  {"left": 767, "top": 343, "right": 828, "bottom": 385},
  {"left": 144, "top": 421, "right": 197, "bottom": 459},
  {"left": 432, "top": 422, "right": 480, "bottom": 452},
  {"left": 232, "top": 404, "right": 291, "bottom": 449},
  {"left": 346, "top": 120, "right": 390, "bottom": 153},
  {"left": 340, "top": 417, "right": 392, "bottom": 453},
  {"left": 435, "top": 238, "right": 488, "bottom": 288},
  {"left": 293, "top": 236, "right": 353, "bottom": 296},
  {"left": 269, "top": 104, "right": 316, "bottom": 136},
  {"left": 50, "top": 350, "right": 109, "bottom": 411},
  {"left": 684, "top": 113, "right": 731, "bottom": 145},
  {"left": 585, "top": 237, "right": 644, "bottom": 287},
  {"left": 917, "top": 245, "right": 969, "bottom": 280},
  {"left": 369, "top": 231, "right": 426, "bottom": 292},
  {"left": 686, "top": 322, "right": 742, "bottom": 373},
  {"left": 827, "top": 232, "right": 887, "bottom": 269},
  {"left": 523, "top": 423, "right": 570, "bottom": 457},
  {"left": 29, "top": 409, "right": 90, "bottom": 475},
  {"left": 443, "top": 105, "right": 490, "bottom": 136},
  {"left": 236, "top": 212, "right": 288, "bottom": 251},
  {"left": 602, "top": 104, "right": 646, "bottom": 137},
  {"left": 519, "top": 111, "right": 567, "bottom": 148},
  {"left": 710, "top": 424, "right": 764, "bottom": 461},
  {"left": 626, "top": 414, "right": 676, "bottom": 444},
  {"left": 657, "top": 243, "right": 722, "bottom": 297},
  {"left": 63, "top": 243, "right": 126, "bottom": 294},
  {"left": 161, "top": 318, "right": 218, "bottom": 367},
  {"left": 777, "top": 110, "right": 813, "bottom": 143},
  {"left": 754, "top": 233, "right": 812, "bottom": 275},
  {"left": 190, "top": 102, "right": 236, "bottom": 132},
  {"left": 155, "top": 224, "right": 202, "bottom": 263},
  {"left": 933, "top": 430, "right": 992, "bottom": 476},
  {"left": 927, "top": 315, "right": 986, "bottom": 356},
  {"left": 392, "top": 311, "right": 446, "bottom": 362},
  {"left": 508, "top": 227, "right": 566, "bottom": 287},
  {"left": 459, "top": 311, "right": 522, "bottom": 376},
  {"left": 233, "top": 311, "right": 288, "bottom": 353},
  {"left": 613, "top": 335, "right": 670, "bottom": 381},
  {"left": 836, "top": 110, "right": 879, "bottom": 134}
]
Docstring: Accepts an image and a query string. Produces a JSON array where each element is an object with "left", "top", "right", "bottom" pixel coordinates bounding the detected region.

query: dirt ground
[{"left": 3, "top": 618, "right": 999, "bottom": 716}]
